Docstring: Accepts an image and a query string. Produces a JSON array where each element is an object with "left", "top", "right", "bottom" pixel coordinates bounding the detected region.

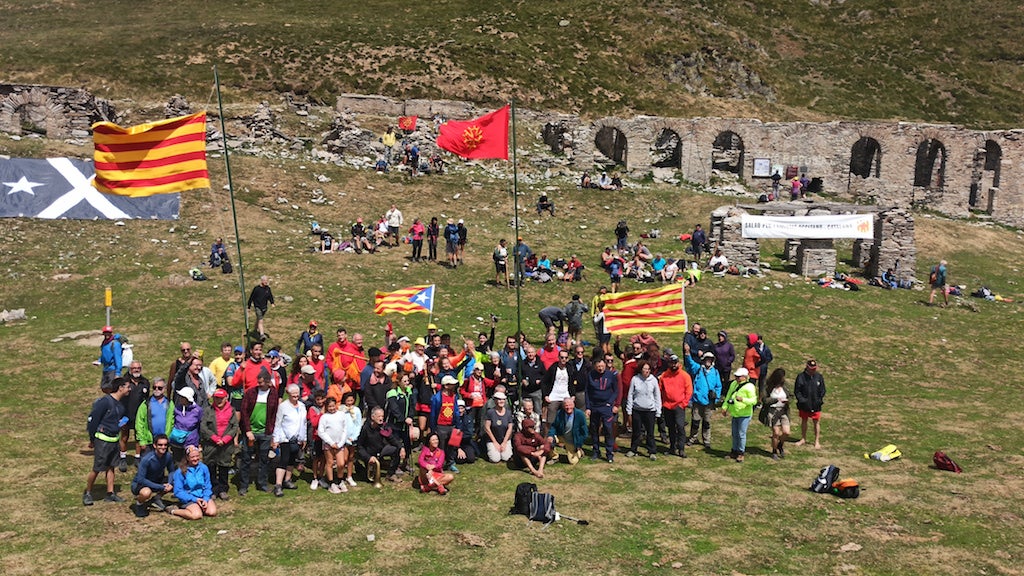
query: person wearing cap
[
  {"left": 683, "top": 349, "right": 723, "bottom": 449},
  {"left": 443, "top": 217, "right": 459, "bottom": 268},
  {"left": 267, "top": 348, "right": 289, "bottom": 394},
  {"left": 547, "top": 396, "right": 588, "bottom": 465},
  {"left": 713, "top": 331, "right": 736, "bottom": 386},
  {"left": 408, "top": 217, "right": 426, "bottom": 262},
  {"left": 456, "top": 218, "right": 468, "bottom": 265},
  {"left": 289, "top": 357, "right": 321, "bottom": 401},
  {"left": 585, "top": 357, "right": 620, "bottom": 463},
  {"left": 168, "top": 386, "right": 203, "bottom": 463},
  {"left": 169, "top": 445, "right": 217, "bottom": 520},
  {"left": 659, "top": 354, "right": 693, "bottom": 457},
  {"left": 130, "top": 433, "right": 174, "bottom": 517},
  {"left": 295, "top": 320, "right": 324, "bottom": 358},
  {"left": 84, "top": 377, "right": 131, "bottom": 506},
  {"left": 626, "top": 361, "right": 662, "bottom": 460},
  {"left": 426, "top": 216, "right": 440, "bottom": 262},
  {"left": 429, "top": 375, "right": 463, "bottom": 470},
  {"left": 794, "top": 359, "right": 826, "bottom": 449},
  {"left": 98, "top": 325, "right": 123, "bottom": 390},
  {"left": 483, "top": 390, "right": 514, "bottom": 462},
  {"left": 200, "top": 388, "right": 239, "bottom": 499},
  {"left": 271, "top": 384, "right": 308, "bottom": 497},
  {"left": 247, "top": 275, "right": 275, "bottom": 342},
  {"left": 238, "top": 367, "right": 280, "bottom": 495},
  {"left": 350, "top": 217, "right": 375, "bottom": 253},
  {"left": 722, "top": 367, "right": 757, "bottom": 462},
  {"left": 385, "top": 204, "right": 404, "bottom": 247},
  {"left": 513, "top": 418, "right": 554, "bottom": 478}
]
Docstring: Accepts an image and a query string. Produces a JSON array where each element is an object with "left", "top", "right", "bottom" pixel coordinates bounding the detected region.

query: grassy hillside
[{"left": 2, "top": 0, "right": 1024, "bottom": 126}]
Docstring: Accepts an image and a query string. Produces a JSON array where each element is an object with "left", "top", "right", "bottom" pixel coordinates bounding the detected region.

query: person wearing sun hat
[
  {"left": 429, "top": 375, "right": 463, "bottom": 470},
  {"left": 683, "top": 349, "right": 722, "bottom": 449},
  {"left": 168, "top": 386, "right": 203, "bottom": 463},
  {"left": 200, "top": 388, "right": 239, "bottom": 500}
]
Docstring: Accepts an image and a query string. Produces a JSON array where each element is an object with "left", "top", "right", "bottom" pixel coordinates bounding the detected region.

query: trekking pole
[{"left": 556, "top": 512, "right": 589, "bottom": 525}]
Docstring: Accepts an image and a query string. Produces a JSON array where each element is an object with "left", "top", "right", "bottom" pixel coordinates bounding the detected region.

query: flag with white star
[
  {"left": 373, "top": 284, "right": 435, "bottom": 316},
  {"left": 0, "top": 157, "right": 179, "bottom": 219}
]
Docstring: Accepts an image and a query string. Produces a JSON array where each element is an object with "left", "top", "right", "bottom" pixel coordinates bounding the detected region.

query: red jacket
[
  {"left": 659, "top": 366, "right": 693, "bottom": 410},
  {"left": 232, "top": 357, "right": 274, "bottom": 391}
]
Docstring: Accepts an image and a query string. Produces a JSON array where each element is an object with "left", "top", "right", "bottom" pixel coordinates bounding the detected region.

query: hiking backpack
[
  {"left": 810, "top": 464, "right": 840, "bottom": 493},
  {"left": 832, "top": 479, "right": 860, "bottom": 499},
  {"left": 933, "top": 451, "right": 963, "bottom": 473},
  {"left": 528, "top": 491, "right": 556, "bottom": 525},
  {"left": 509, "top": 482, "right": 537, "bottom": 516},
  {"left": 221, "top": 259, "right": 233, "bottom": 274}
]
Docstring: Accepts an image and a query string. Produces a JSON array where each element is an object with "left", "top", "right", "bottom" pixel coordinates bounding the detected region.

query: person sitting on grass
[
  {"left": 418, "top": 432, "right": 454, "bottom": 494},
  {"left": 130, "top": 434, "right": 175, "bottom": 517},
  {"left": 536, "top": 193, "right": 555, "bottom": 216},
  {"left": 169, "top": 445, "right": 217, "bottom": 520},
  {"left": 513, "top": 418, "right": 554, "bottom": 478},
  {"left": 357, "top": 406, "right": 406, "bottom": 488}
]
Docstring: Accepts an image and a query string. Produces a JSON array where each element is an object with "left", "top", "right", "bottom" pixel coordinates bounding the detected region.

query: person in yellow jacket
[{"left": 722, "top": 367, "right": 758, "bottom": 462}]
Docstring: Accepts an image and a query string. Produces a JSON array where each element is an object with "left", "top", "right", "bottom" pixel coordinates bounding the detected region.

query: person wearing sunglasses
[
  {"left": 129, "top": 434, "right": 175, "bottom": 517},
  {"left": 134, "top": 377, "right": 173, "bottom": 456}
]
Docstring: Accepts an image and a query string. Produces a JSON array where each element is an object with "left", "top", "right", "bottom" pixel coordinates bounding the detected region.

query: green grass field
[{"left": 1, "top": 128, "right": 1023, "bottom": 574}]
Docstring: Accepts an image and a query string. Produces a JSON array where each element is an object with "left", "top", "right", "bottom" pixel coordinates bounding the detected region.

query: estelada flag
[
  {"left": 603, "top": 283, "right": 688, "bottom": 334},
  {"left": 92, "top": 112, "right": 210, "bottom": 197},
  {"left": 398, "top": 116, "right": 418, "bottom": 131},
  {"left": 374, "top": 284, "right": 434, "bottom": 315},
  {"left": 436, "top": 105, "right": 509, "bottom": 160}
]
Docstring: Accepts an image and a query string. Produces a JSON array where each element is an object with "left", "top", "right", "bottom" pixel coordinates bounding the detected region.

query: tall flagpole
[
  {"left": 214, "top": 66, "right": 250, "bottom": 340},
  {"left": 511, "top": 100, "right": 523, "bottom": 405}
]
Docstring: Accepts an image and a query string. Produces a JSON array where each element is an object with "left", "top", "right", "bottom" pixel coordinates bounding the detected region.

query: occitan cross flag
[{"left": 436, "top": 106, "right": 509, "bottom": 160}]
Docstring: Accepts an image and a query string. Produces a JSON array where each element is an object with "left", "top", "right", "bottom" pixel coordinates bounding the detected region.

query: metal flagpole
[
  {"left": 214, "top": 66, "right": 250, "bottom": 340},
  {"left": 511, "top": 100, "right": 523, "bottom": 406}
]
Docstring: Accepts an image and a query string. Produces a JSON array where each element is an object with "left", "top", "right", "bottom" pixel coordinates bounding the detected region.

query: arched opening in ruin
[
  {"left": 594, "top": 125, "right": 628, "bottom": 167},
  {"left": 913, "top": 139, "right": 946, "bottom": 190},
  {"left": 849, "top": 136, "right": 881, "bottom": 179},
  {"left": 651, "top": 128, "right": 681, "bottom": 169},
  {"left": 711, "top": 131, "right": 744, "bottom": 176},
  {"left": 969, "top": 140, "right": 1001, "bottom": 213}
]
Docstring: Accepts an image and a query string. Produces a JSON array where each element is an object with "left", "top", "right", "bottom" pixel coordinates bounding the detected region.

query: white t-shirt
[{"left": 550, "top": 366, "right": 570, "bottom": 402}]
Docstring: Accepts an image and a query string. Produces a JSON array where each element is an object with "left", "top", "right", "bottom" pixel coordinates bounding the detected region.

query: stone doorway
[
  {"left": 594, "top": 125, "right": 628, "bottom": 167},
  {"left": 711, "top": 130, "right": 744, "bottom": 176},
  {"left": 969, "top": 139, "right": 1001, "bottom": 213},
  {"left": 913, "top": 138, "right": 946, "bottom": 190},
  {"left": 651, "top": 128, "right": 681, "bottom": 168},
  {"left": 849, "top": 136, "right": 881, "bottom": 178}
]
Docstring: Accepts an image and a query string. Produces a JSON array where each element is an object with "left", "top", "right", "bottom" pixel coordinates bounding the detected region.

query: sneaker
[
  {"left": 771, "top": 453, "right": 780, "bottom": 461},
  {"left": 274, "top": 485, "right": 284, "bottom": 497},
  {"left": 448, "top": 464, "right": 460, "bottom": 474},
  {"left": 104, "top": 492, "right": 125, "bottom": 503},
  {"left": 625, "top": 451, "right": 637, "bottom": 458},
  {"left": 217, "top": 492, "right": 230, "bottom": 501},
  {"left": 607, "top": 454, "right": 614, "bottom": 463},
  {"left": 328, "top": 483, "right": 342, "bottom": 494},
  {"left": 373, "top": 482, "right": 383, "bottom": 489},
  {"left": 238, "top": 488, "right": 248, "bottom": 497},
  {"left": 736, "top": 453, "right": 745, "bottom": 463},
  {"left": 150, "top": 496, "right": 167, "bottom": 512},
  {"left": 83, "top": 491, "right": 94, "bottom": 506},
  {"left": 346, "top": 476, "right": 357, "bottom": 487},
  {"left": 165, "top": 504, "right": 179, "bottom": 514},
  {"left": 118, "top": 457, "right": 128, "bottom": 473},
  {"left": 590, "top": 452, "right": 600, "bottom": 461},
  {"left": 649, "top": 454, "right": 657, "bottom": 461},
  {"left": 703, "top": 442, "right": 712, "bottom": 449},
  {"left": 338, "top": 482, "right": 349, "bottom": 493},
  {"left": 685, "top": 438, "right": 695, "bottom": 447},
  {"left": 282, "top": 480, "right": 298, "bottom": 490},
  {"left": 437, "top": 484, "right": 448, "bottom": 495},
  {"left": 310, "top": 479, "right": 319, "bottom": 491},
  {"left": 131, "top": 502, "right": 149, "bottom": 518},
  {"left": 256, "top": 485, "right": 270, "bottom": 493},
  {"left": 678, "top": 450, "right": 688, "bottom": 459}
]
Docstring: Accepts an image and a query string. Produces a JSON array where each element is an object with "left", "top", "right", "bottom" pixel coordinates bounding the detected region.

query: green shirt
[{"left": 251, "top": 391, "right": 269, "bottom": 434}]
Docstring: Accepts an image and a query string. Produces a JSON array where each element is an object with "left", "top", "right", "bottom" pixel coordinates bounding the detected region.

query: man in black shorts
[
  {"left": 493, "top": 239, "right": 509, "bottom": 288},
  {"left": 84, "top": 378, "right": 131, "bottom": 506},
  {"left": 247, "top": 275, "right": 275, "bottom": 341}
]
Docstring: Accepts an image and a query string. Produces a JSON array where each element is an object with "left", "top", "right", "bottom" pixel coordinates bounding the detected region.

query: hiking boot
[
  {"left": 217, "top": 492, "right": 230, "bottom": 501},
  {"left": 685, "top": 438, "right": 695, "bottom": 447},
  {"left": 625, "top": 451, "right": 636, "bottom": 458},
  {"left": 83, "top": 491, "right": 94, "bottom": 506},
  {"left": 150, "top": 496, "right": 167, "bottom": 512},
  {"left": 273, "top": 485, "right": 284, "bottom": 497},
  {"left": 118, "top": 457, "right": 128, "bottom": 473},
  {"left": 104, "top": 492, "right": 125, "bottom": 503},
  {"left": 736, "top": 453, "right": 745, "bottom": 463},
  {"left": 703, "top": 442, "right": 712, "bottom": 450},
  {"left": 282, "top": 480, "right": 298, "bottom": 490},
  {"left": 131, "top": 502, "right": 149, "bottom": 518}
]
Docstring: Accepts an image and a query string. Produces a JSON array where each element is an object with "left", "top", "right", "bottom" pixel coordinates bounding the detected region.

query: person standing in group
[
  {"left": 317, "top": 396, "right": 349, "bottom": 493},
  {"left": 271, "top": 384, "right": 307, "bottom": 497},
  {"left": 200, "top": 388, "right": 238, "bottom": 500},
  {"left": 456, "top": 219, "right": 468, "bottom": 265},
  {"left": 426, "top": 217, "right": 440, "bottom": 262},
  {"left": 658, "top": 354, "right": 692, "bottom": 458},
  {"left": 247, "top": 275, "right": 275, "bottom": 342},
  {"left": 493, "top": 239, "right": 509, "bottom": 288},
  {"left": 443, "top": 218, "right": 460, "bottom": 268},
  {"left": 585, "top": 357, "right": 620, "bottom": 463},
  {"left": 683, "top": 350, "right": 722, "bottom": 450},
  {"left": 119, "top": 360, "right": 150, "bottom": 470},
  {"left": 928, "top": 260, "right": 949, "bottom": 307},
  {"left": 763, "top": 368, "right": 791, "bottom": 459},
  {"left": 794, "top": 359, "right": 826, "bottom": 448},
  {"left": 713, "top": 331, "right": 735, "bottom": 386},
  {"left": 84, "top": 378, "right": 131, "bottom": 506},
  {"left": 97, "top": 325, "right": 122, "bottom": 391},
  {"left": 722, "top": 367, "right": 757, "bottom": 462},
  {"left": 385, "top": 204, "right": 404, "bottom": 247},
  {"left": 625, "top": 362, "right": 662, "bottom": 460},
  {"left": 409, "top": 218, "right": 425, "bottom": 262},
  {"left": 239, "top": 367, "right": 280, "bottom": 495}
]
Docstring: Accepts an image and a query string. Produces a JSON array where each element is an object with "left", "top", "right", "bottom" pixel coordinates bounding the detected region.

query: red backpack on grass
[{"left": 933, "top": 451, "right": 963, "bottom": 473}]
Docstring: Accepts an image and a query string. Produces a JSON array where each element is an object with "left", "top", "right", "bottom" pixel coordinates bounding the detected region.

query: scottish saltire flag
[
  {"left": 0, "top": 157, "right": 179, "bottom": 219},
  {"left": 374, "top": 284, "right": 435, "bottom": 315},
  {"left": 92, "top": 112, "right": 210, "bottom": 197},
  {"left": 603, "top": 283, "right": 688, "bottom": 334}
]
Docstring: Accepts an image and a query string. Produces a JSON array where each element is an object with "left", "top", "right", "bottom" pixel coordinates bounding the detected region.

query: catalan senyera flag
[
  {"left": 398, "top": 116, "right": 418, "bottom": 131},
  {"left": 603, "top": 283, "right": 687, "bottom": 334},
  {"left": 436, "top": 105, "right": 509, "bottom": 160},
  {"left": 374, "top": 284, "right": 435, "bottom": 316},
  {"left": 92, "top": 112, "right": 210, "bottom": 197}
]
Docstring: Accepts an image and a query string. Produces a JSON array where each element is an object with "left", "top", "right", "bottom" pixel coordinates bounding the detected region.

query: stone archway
[
  {"left": 651, "top": 128, "right": 681, "bottom": 168},
  {"left": 913, "top": 138, "right": 946, "bottom": 190},
  {"left": 849, "top": 136, "right": 881, "bottom": 179},
  {"left": 970, "top": 139, "right": 1001, "bottom": 213},
  {"left": 711, "top": 130, "right": 744, "bottom": 176},
  {"left": 594, "top": 125, "right": 628, "bottom": 167},
  {"left": 0, "top": 88, "right": 68, "bottom": 138}
]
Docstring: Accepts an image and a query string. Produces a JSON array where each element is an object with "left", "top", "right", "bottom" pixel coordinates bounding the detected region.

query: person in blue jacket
[
  {"left": 547, "top": 396, "right": 588, "bottom": 465},
  {"left": 98, "top": 325, "right": 123, "bottom": 390},
  {"left": 169, "top": 445, "right": 217, "bottom": 520},
  {"left": 585, "top": 357, "right": 620, "bottom": 463},
  {"left": 130, "top": 434, "right": 174, "bottom": 517},
  {"left": 683, "top": 349, "right": 722, "bottom": 449}
]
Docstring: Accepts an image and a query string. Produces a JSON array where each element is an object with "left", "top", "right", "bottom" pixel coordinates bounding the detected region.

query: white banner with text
[{"left": 741, "top": 214, "right": 874, "bottom": 239}]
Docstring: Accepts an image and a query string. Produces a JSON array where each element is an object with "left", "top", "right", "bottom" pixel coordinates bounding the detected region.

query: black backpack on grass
[
  {"left": 509, "top": 482, "right": 537, "bottom": 516},
  {"left": 810, "top": 464, "right": 840, "bottom": 493}
]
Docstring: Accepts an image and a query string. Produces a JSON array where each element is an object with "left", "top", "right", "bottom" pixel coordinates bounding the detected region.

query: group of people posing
[{"left": 88, "top": 316, "right": 828, "bottom": 519}]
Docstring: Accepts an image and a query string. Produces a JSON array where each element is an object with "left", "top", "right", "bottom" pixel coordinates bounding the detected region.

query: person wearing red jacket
[
  {"left": 659, "top": 354, "right": 693, "bottom": 458},
  {"left": 232, "top": 342, "right": 274, "bottom": 392},
  {"left": 327, "top": 328, "right": 362, "bottom": 384}
]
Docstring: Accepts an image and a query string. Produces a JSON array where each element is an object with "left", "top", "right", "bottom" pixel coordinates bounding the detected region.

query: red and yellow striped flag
[
  {"left": 374, "top": 284, "right": 434, "bottom": 316},
  {"left": 603, "top": 283, "right": 687, "bottom": 334},
  {"left": 92, "top": 112, "right": 210, "bottom": 197}
]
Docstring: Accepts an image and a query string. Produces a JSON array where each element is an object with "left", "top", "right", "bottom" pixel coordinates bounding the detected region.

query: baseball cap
[
  {"left": 267, "top": 350, "right": 280, "bottom": 358},
  {"left": 301, "top": 365, "right": 316, "bottom": 375},
  {"left": 493, "top": 392, "right": 507, "bottom": 400},
  {"left": 233, "top": 345, "right": 244, "bottom": 354},
  {"left": 669, "top": 354, "right": 679, "bottom": 362},
  {"left": 807, "top": 358, "right": 818, "bottom": 368},
  {"left": 102, "top": 325, "right": 113, "bottom": 333},
  {"left": 397, "top": 336, "right": 411, "bottom": 343},
  {"left": 701, "top": 351, "right": 715, "bottom": 359},
  {"left": 734, "top": 367, "right": 749, "bottom": 377},
  {"left": 212, "top": 388, "right": 228, "bottom": 399},
  {"left": 441, "top": 375, "right": 458, "bottom": 386},
  {"left": 309, "top": 320, "right": 318, "bottom": 327}
]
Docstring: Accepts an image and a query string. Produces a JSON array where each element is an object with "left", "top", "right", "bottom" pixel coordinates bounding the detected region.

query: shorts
[
  {"left": 131, "top": 481, "right": 168, "bottom": 496},
  {"left": 254, "top": 307, "right": 267, "bottom": 321},
  {"left": 446, "top": 241, "right": 458, "bottom": 255},
  {"left": 388, "top": 225, "right": 399, "bottom": 237},
  {"left": 92, "top": 439, "right": 120, "bottom": 472},
  {"left": 610, "top": 274, "right": 621, "bottom": 283},
  {"left": 799, "top": 409, "right": 821, "bottom": 421},
  {"left": 310, "top": 438, "right": 324, "bottom": 458},
  {"left": 769, "top": 409, "right": 790, "bottom": 428},
  {"left": 276, "top": 441, "right": 301, "bottom": 470},
  {"left": 495, "top": 262, "right": 507, "bottom": 274}
]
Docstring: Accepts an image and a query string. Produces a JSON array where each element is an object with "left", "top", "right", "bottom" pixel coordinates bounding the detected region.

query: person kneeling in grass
[
  {"left": 169, "top": 445, "right": 217, "bottom": 520},
  {"left": 130, "top": 434, "right": 174, "bottom": 517}
]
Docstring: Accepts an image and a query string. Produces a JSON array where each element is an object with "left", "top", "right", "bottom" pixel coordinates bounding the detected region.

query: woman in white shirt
[
  {"left": 316, "top": 396, "right": 348, "bottom": 493},
  {"left": 272, "top": 384, "right": 307, "bottom": 496},
  {"left": 764, "top": 368, "right": 791, "bottom": 460}
]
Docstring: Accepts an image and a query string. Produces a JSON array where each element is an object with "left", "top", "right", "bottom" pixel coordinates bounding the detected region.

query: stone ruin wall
[{"left": 0, "top": 84, "right": 115, "bottom": 138}]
